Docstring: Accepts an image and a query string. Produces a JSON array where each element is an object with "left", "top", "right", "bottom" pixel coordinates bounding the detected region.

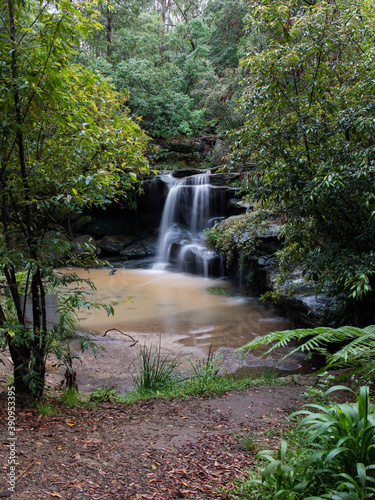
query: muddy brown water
[
  {"left": 46, "top": 267, "right": 314, "bottom": 393},
  {"left": 72, "top": 268, "right": 288, "bottom": 344},
  {"left": 0, "top": 268, "right": 313, "bottom": 394}
]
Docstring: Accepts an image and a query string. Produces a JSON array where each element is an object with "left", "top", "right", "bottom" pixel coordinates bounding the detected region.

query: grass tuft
[
  {"left": 130, "top": 343, "right": 183, "bottom": 394},
  {"left": 60, "top": 387, "right": 79, "bottom": 408},
  {"left": 36, "top": 401, "right": 54, "bottom": 417}
]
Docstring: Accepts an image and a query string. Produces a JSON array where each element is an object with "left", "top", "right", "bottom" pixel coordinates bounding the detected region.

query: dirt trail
[{"left": 0, "top": 384, "right": 308, "bottom": 500}]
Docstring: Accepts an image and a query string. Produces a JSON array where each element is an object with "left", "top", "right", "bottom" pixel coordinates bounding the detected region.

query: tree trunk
[
  {"left": 160, "top": 0, "right": 166, "bottom": 56},
  {"left": 30, "top": 269, "right": 47, "bottom": 397},
  {"left": 106, "top": 4, "right": 112, "bottom": 63},
  {"left": 4, "top": 0, "right": 49, "bottom": 398}
]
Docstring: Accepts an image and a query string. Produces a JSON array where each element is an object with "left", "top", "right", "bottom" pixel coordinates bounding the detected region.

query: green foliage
[
  {"left": 113, "top": 58, "right": 203, "bottom": 137},
  {"left": 205, "top": 0, "right": 246, "bottom": 70},
  {"left": 236, "top": 386, "right": 375, "bottom": 499},
  {"left": 60, "top": 387, "right": 79, "bottom": 408},
  {"left": 0, "top": 0, "right": 149, "bottom": 397},
  {"left": 77, "top": 0, "right": 248, "bottom": 137},
  {"left": 237, "top": 431, "right": 261, "bottom": 454},
  {"left": 204, "top": 208, "right": 274, "bottom": 266},
  {"left": 89, "top": 386, "right": 117, "bottom": 403},
  {"left": 36, "top": 401, "right": 54, "bottom": 417},
  {"left": 239, "top": 324, "right": 375, "bottom": 379},
  {"left": 235, "top": 0, "right": 375, "bottom": 308}
]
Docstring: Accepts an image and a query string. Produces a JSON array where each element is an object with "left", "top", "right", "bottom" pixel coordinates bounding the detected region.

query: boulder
[
  {"left": 227, "top": 198, "right": 253, "bottom": 216},
  {"left": 97, "top": 235, "right": 136, "bottom": 254},
  {"left": 173, "top": 168, "right": 202, "bottom": 178},
  {"left": 120, "top": 244, "right": 147, "bottom": 259},
  {"left": 209, "top": 173, "right": 240, "bottom": 186},
  {"left": 140, "top": 236, "right": 158, "bottom": 256}
]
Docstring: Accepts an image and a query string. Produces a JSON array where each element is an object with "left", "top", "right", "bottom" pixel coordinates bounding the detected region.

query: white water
[{"left": 154, "top": 172, "right": 225, "bottom": 276}]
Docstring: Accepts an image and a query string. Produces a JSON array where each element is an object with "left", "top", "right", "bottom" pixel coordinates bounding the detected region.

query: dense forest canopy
[{"left": 75, "top": 0, "right": 247, "bottom": 137}]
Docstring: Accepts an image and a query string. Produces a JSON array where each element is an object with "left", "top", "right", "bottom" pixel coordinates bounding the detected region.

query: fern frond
[
  {"left": 239, "top": 326, "right": 362, "bottom": 357},
  {"left": 325, "top": 329, "right": 375, "bottom": 371},
  {"left": 238, "top": 325, "right": 375, "bottom": 377}
]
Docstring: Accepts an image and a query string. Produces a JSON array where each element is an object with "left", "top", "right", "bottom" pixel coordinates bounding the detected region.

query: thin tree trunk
[
  {"left": 160, "top": 0, "right": 166, "bottom": 56},
  {"left": 106, "top": 3, "right": 112, "bottom": 63},
  {"left": 6, "top": 0, "right": 36, "bottom": 396}
]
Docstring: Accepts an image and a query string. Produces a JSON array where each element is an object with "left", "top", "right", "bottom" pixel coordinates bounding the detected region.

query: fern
[{"left": 238, "top": 325, "right": 375, "bottom": 377}]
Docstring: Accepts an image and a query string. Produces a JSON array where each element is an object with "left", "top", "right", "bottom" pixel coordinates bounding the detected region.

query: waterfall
[{"left": 154, "top": 172, "right": 225, "bottom": 277}]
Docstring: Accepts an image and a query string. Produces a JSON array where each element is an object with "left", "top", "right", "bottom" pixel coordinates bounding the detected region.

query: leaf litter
[{"left": 0, "top": 385, "right": 307, "bottom": 499}]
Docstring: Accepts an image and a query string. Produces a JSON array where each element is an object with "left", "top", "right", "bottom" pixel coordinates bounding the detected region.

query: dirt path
[{"left": 0, "top": 384, "right": 307, "bottom": 500}]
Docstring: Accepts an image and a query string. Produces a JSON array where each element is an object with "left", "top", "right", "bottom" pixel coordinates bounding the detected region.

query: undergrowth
[
  {"left": 232, "top": 385, "right": 375, "bottom": 500},
  {"left": 97, "top": 370, "right": 287, "bottom": 404}
]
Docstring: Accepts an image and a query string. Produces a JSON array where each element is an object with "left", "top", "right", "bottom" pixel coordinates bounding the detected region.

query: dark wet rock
[
  {"left": 209, "top": 173, "right": 240, "bottom": 186},
  {"left": 179, "top": 246, "right": 222, "bottom": 277},
  {"left": 256, "top": 224, "right": 283, "bottom": 253},
  {"left": 120, "top": 244, "right": 147, "bottom": 259},
  {"left": 169, "top": 237, "right": 192, "bottom": 262},
  {"left": 250, "top": 257, "right": 341, "bottom": 327},
  {"left": 227, "top": 198, "right": 253, "bottom": 216},
  {"left": 81, "top": 216, "right": 136, "bottom": 238},
  {"left": 97, "top": 235, "right": 136, "bottom": 254},
  {"left": 275, "top": 271, "right": 341, "bottom": 327},
  {"left": 141, "top": 236, "right": 158, "bottom": 256},
  {"left": 173, "top": 168, "right": 203, "bottom": 178}
]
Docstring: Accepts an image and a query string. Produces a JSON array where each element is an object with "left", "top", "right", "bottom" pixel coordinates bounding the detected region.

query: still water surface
[{"left": 71, "top": 267, "right": 291, "bottom": 352}]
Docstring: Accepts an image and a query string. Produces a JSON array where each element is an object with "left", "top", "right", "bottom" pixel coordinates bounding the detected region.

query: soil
[{"left": 0, "top": 381, "right": 311, "bottom": 500}]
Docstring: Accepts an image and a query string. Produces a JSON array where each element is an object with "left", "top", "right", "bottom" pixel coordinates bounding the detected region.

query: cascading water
[{"left": 154, "top": 172, "right": 225, "bottom": 277}]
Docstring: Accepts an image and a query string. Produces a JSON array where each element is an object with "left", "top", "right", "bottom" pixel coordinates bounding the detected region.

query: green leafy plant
[
  {"left": 251, "top": 440, "right": 309, "bottom": 499},
  {"left": 184, "top": 344, "right": 223, "bottom": 396},
  {"left": 294, "top": 386, "right": 375, "bottom": 479},
  {"left": 303, "top": 372, "right": 337, "bottom": 405},
  {"left": 60, "top": 388, "right": 79, "bottom": 408},
  {"left": 236, "top": 386, "right": 375, "bottom": 499}
]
